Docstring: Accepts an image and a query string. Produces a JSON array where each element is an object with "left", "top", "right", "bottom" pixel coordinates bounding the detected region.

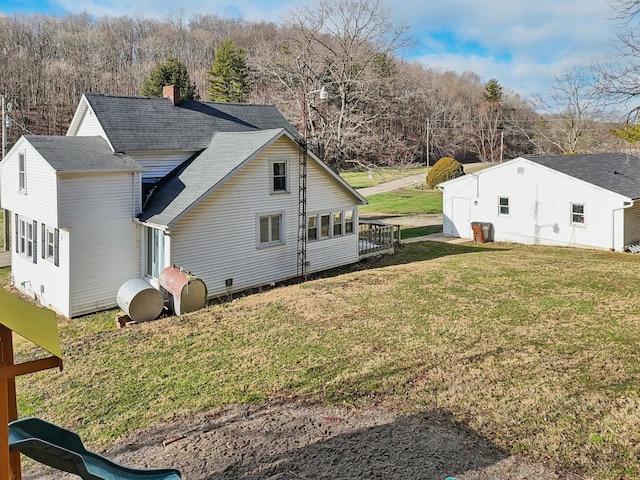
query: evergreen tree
[
  {"left": 207, "top": 39, "right": 250, "bottom": 102},
  {"left": 483, "top": 78, "right": 503, "bottom": 102},
  {"left": 140, "top": 56, "right": 198, "bottom": 100}
]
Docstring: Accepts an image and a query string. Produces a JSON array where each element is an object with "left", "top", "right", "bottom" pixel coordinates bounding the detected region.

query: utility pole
[
  {"left": 2, "top": 95, "right": 8, "bottom": 252},
  {"left": 425, "top": 117, "right": 431, "bottom": 173},
  {"left": 2, "top": 95, "right": 6, "bottom": 159}
]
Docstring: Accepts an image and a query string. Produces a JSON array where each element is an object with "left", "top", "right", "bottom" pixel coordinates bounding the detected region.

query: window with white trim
[
  {"left": 333, "top": 212, "right": 343, "bottom": 236},
  {"left": 320, "top": 214, "right": 330, "bottom": 239},
  {"left": 258, "top": 213, "right": 284, "bottom": 247},
  {"left": 18, "top": 152, "right": 26, "bottom": 192},
  {"left": 307, "top": 215, "right": 318, "bottom": 241},
  {"left": 571, "top": 203, "right": 585, "bottom": 225},
  {"left": 41, "top": 223, "right": 60, "bottom": 266},
  {"left": 308, "top": 209, "right": 356, "bottom": 242},
  {"left": 145, "top": 227, "right": 166, "bottom": 278},
  {"left": 345, "top": 209, "right": 354, "bottom": 234},
  {"left": 15, "top": 215, "right": 36, "bottom": 263},
  {"left": 270, "top": 160, "right": 288, "bottom": 193},
  {"left": 498, "top": 197, "right": 510, "bottom": 216}
]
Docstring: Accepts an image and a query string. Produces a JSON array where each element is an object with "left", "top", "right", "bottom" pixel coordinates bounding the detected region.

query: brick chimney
[{"left": 162, "top": 85, "right": 181, "bottom": 105}]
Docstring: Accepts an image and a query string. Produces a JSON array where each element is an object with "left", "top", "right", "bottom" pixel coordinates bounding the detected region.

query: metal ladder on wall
[{"left": 297, "top": 139, "right": 308, "bottom": 279}]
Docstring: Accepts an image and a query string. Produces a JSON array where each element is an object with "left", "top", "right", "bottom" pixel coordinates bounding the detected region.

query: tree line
[{"left": 0, "top": 0, "right": 633, "bottom": 169}]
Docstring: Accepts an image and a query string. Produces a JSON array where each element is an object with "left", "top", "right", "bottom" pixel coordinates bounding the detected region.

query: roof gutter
[{"left": 133, "top": 217, "right": 172, "bottom": 233}]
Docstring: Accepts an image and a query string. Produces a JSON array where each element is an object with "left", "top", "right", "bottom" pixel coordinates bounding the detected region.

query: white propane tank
[{"left": 116, "top": 278, "right": 164, "bottom": 322}]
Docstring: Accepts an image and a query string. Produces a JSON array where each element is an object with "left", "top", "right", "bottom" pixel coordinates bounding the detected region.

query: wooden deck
[{"left": 358, "top": 221, "right": 399, "bottom": 259}]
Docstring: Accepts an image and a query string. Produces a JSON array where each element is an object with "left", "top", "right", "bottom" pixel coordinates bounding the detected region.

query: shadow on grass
[{"left": 103, "top": 402, "right": 512, "bottom": 480}]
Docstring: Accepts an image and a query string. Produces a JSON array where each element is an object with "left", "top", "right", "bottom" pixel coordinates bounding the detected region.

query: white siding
[
  {"left": 129, "top": 151, "right": 196, "bottom": 180},
  {"left": 442, "top": 158, "right": 631, "bottom": 251},
  {"left": 306, "top": 157, "right": 360, "bottom": 272},
  {"left": 0, "top": 139, "right": 59, "bottom": 227},
  {"left": 9, "top": 225, "right": 71, "bottom": 317},
  {"left": 623, "top": 202, "right": 640, "bottom": 245},
  {"left": 59, "top": 173, "right": 140, "bottom": 316},
  {"left": 73, "top": 107, "right": 108, "bottom": 139},
  {"left": 170, "top": 137, "right": 360, "bottom": 297},
  {"left": 1, "top": 139, "right": 73, "bottom": 315}
]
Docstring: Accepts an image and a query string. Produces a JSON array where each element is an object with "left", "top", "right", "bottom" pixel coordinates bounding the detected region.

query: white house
[
  {"left": 0, "top": 87, "right": 366, "bottom": 317},
  {"left": 439, "top": 154, "right": 640, "bottom": 252}
]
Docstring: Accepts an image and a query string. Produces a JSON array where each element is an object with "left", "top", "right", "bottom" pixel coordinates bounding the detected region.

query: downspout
[{"left": 612, "top": 201, "right": 634, "bottom": 251}]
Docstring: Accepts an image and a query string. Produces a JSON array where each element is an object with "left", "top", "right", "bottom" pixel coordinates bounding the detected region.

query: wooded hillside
[{"left": 0, "top": 2, "right": 625, "bottom": 168}]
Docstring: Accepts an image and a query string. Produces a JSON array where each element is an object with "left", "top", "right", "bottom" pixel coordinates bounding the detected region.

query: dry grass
[{"left": 7, "top": 242, "right": 640, "bottom": 479}]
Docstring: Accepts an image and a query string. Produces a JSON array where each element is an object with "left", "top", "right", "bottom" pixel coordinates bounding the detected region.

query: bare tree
[
  {"left": 528, "top": 66, "right": 607, "bottom": 154},
  {"left": 253, "top": 0, "right": 411, "bottom": 168}
]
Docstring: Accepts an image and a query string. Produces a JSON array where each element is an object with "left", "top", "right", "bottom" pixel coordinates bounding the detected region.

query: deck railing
[{"left": 358, "top": 221, "right": 400, "bottom": 259}]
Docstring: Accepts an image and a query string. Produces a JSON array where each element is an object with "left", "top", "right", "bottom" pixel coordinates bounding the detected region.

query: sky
[{"left": 0, "top": 0, "right": 619, "bottom": 101}]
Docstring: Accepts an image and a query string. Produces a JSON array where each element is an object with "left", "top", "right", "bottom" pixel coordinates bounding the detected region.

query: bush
[{"left": 426, "top": 157, "right": 464, "bottom": 189}]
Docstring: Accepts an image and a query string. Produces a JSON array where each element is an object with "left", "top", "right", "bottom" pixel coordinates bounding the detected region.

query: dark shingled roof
[
  {"left": 526, "top": 153, "right": 640, "bottom": 200},
  {"left": 25, "top": 136, "right": 141, "bottom": 172},
  {"left": 83, "top": 94, "right": 299, "bottom": 153}
]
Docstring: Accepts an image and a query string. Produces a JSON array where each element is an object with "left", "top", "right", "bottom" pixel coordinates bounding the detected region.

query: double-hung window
[
  {"left": 18, "top": 152, "right": 26, "bottom": 192},
  {"left": 571, "top": 203, "right": 585, "bottom": 225},
  {"left": 15, "top": 215, "right": 36, "bottom": 262},
  {"left": 145, "top": 227, "right": 166, "bottom": 278},
  {"left": 345, "top": 209, "right": 354, "bottom": 234},
  {"left": 498, "top": 197, "right": 510, "bottom": 216},
  {"left": 271, "top": 160, "right": 288, "bottom": 193},
  {"left": 333, "top": 212, "right": 343, "bottom": 236},
  {"left": 320, "top": 214, "right": 330, "bottom": 239},
  {"left": 41, "top": 223, "right": 60, "bottom": 266},
  {"left": 307, "top": 215, "right": 318, "bottom": 241},
  {"left": 258, "top": 213, "right": 284, "bottom": 247}
]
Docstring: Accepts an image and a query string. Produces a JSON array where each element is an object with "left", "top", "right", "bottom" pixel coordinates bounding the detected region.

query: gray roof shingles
[
  {"left": 526, "top": 153, "right": 640, "bottom": 200},
  {"left": 25, "top": 135, "right": 141, "bottom": 172},
  {"left": 139, "top": 129, "right": 287, "bottom": 227},
  {"left": 84, "top": 94, "right": 298, "bottom": 153}
]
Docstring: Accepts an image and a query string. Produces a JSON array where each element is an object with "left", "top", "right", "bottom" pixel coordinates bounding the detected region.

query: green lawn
[
  {"left": 340, "top": 166, "right": 427, "bottom": 189},
  {"left": 360, "top": 187, "right": 442, "bottom": 215},
  {"left": 8, "top": 242, "right": 640, "bottom": 479}
]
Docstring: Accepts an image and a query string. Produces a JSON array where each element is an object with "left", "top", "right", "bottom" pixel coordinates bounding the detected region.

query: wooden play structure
[
  {"left": 0, "top": 287, "right": 180, "bottom": 480},
  {"left": 0, "top": 286, "right": 63, "bottom": 480}
]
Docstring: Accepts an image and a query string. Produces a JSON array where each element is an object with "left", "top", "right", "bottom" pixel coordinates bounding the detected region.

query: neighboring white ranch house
[
  {"left": 0, "top": 87, "right": 367, "bottom": 318},
  {"left": 439, "top": 153, "right": 640, "bottom": 251}
]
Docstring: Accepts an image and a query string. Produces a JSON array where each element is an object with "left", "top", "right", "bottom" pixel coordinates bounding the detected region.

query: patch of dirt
[{"left": 22, "top": 401, "right": 566, "bottom": 480}]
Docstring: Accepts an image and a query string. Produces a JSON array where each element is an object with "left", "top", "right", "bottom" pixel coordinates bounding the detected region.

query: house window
[
  {"left": 308, "top": 215, "right": 318, "bottom": 241},
  {"left": 333, "top": 212, "right": 343, "bottom": 236},
  {"left": 41, "top": 224, "right": 59, "bottom": 266},
  {"left": 308, "top": 210, "right": 355, "bottom": 241},
  {"left": 571, "top": 203, "right": 585, "bottom": 225},
  {"left": 18, "top": 152, "right": 26, "bottom": 192},
  {"left": 15, "top": 215, "right": 36, "bottom": 263},
  {"left": 498, "top": 197, "right": 510, "bottom": 216},
  {"left": 145, "top": 227, "right": 166, "bottom": 278},
  {"left": 345, "top": 209, "right": 354, "bottom": 234},
  {"left": 320, "top": 214, "right": 330, "bottom": 239},
  {"left": 258, "top": 214, "right": 283, "bottom": 247},
  {"left": 271, "top": 160, "right": 288, "bottom": 193}
]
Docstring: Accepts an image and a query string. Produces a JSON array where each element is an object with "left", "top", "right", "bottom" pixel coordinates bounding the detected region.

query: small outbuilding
[{"left": 439, "top": 153, "right": 640, "bottom": 252}]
